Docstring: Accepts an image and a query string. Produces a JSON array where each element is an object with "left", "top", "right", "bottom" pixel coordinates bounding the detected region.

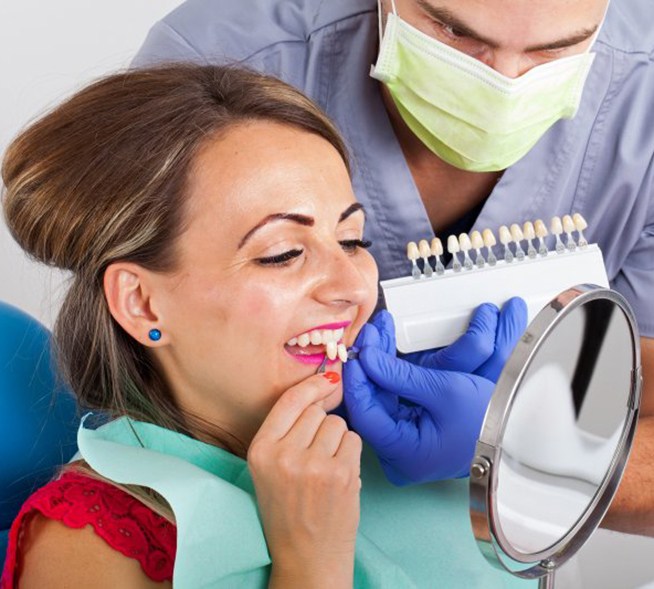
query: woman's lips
[{"left": 284, "top": 344, "right": 338, "bottom": 365}]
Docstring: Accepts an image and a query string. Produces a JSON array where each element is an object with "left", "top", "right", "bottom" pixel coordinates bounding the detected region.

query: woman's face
[{"left": 150, "top": 121, "right": 378, "bottom": 444}]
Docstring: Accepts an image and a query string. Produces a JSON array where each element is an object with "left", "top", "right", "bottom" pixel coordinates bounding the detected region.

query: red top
[{"left": 1, "top": 471, "right": 177, "bottom": 587}]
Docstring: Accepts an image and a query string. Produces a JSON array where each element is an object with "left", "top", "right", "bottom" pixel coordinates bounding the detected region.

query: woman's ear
[{"left": 103, "top": 263, "right": 165, "bottom": 346}]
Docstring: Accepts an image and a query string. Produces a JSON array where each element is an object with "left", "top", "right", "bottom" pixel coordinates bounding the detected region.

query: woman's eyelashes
[
  {"left": 255, "top": 248, "right": 303, "bottom": 266},
  {"left": 254, "top": 239, "right": 372, "bottom": 267},
  {"left": 339, "top": 238, "right": 372, "bottom": 254}
]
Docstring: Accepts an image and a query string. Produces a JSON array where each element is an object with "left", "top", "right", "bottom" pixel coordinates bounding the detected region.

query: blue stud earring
[{"left": 148, "top": 328, "right": 162, "bottom": 342}]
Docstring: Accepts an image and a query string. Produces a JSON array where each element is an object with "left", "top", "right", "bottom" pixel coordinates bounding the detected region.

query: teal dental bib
[{"left": 77, "top": 416, "right": 531, "bottom": 588}]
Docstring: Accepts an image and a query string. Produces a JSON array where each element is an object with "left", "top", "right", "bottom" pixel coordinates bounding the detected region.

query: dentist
[{"left": 135, "top": 0, "right": 654, "bottom": 534}]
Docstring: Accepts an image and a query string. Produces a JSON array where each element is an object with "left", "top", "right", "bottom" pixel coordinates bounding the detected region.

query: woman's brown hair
[{"left": 2, "top": 64, "right": 350, "bottom": 460}]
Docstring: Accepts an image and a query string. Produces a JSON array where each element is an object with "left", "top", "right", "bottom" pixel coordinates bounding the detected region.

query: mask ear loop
[{"left": 377, "top": 0, "right": 398, "bottom": 42}]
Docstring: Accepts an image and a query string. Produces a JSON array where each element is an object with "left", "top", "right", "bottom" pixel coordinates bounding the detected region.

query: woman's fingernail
[{"left": 322, "top": 371, "right": 340, "bottom": 384}]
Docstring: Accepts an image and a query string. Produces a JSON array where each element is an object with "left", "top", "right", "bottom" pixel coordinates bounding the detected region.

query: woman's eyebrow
[
  {"left": 238, "top": 213, "right": 314, "bottom": 249},
  {"left": 238, "top": 203, "right": 366, "bottom": 249},
  {"left": 339, "top": 203, "right": 365, "bottom": 223}
]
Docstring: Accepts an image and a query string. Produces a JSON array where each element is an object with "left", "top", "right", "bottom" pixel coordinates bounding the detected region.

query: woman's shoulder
[{"left": 1, "top": 471, "right": 176, "bottom": 588}]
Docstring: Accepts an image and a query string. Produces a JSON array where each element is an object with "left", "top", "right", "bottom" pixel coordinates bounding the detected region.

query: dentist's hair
[{"left": 2, "top": 64, "right": 350, "bottom": 459}]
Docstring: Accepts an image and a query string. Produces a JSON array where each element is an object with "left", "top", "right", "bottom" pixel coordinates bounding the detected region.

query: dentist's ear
[{"left": 103, "top": 262, "right": 165, "bottom": 346}]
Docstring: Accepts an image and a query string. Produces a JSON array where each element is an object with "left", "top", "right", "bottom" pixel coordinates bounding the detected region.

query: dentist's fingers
[
  {"left": 359, "top": 346, "right": 489, "bottom": 417},
  {"left": 420, "top": 303, "right": 499, "bottom": 372},
  {"left": 368, "top": 310, "right": 397, "bottom": 355},
  {"left": 477, "top": 297, "right": 528, "bottom": 382},
  {"left": 251, "top": 373, "right": 340, "bottom": 444},
  {"left": 343, "top": 358, "right": 402, "bottom": 450}
]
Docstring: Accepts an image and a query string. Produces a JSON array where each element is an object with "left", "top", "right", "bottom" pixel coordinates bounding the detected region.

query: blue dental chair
[{"left": 0, "top": 301, "right": 79, "bottom": 570}]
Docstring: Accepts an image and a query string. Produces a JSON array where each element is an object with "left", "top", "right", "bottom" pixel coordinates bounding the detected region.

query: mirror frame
[{"left": 469, "top": 284, "right": 642, "bottom": 580}]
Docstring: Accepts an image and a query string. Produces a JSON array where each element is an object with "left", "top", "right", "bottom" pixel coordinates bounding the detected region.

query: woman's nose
[{"left": 313, "top": 247, "right": 374, "bottom": 308}]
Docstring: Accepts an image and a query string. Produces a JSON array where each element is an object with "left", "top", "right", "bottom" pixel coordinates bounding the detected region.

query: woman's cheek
[{"left": 240, "top": 286, "right": 291, "bottom": 321}]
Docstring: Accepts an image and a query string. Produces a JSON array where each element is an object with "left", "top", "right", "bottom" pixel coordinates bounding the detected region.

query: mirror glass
[{"left": 495, "top": 297, "right": 633, "bottom": 556}]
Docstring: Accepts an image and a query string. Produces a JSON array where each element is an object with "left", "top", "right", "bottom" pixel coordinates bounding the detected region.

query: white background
[
  {"left": 1, "top": 2, "right": 653, "bottom": 587},
  {"left": 0, "top": 0, "right": 185, "bottom": 325}
]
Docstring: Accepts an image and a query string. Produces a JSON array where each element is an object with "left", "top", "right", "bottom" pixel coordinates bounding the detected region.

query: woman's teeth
[
  {"left": 286, "top": 327, "right": 345, "bottom": 347},
  {"left": 286, "top": 327, "right": 349, "bottom": 363}
]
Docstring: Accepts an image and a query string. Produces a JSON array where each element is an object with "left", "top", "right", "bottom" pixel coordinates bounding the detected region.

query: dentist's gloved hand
[
  {"left": 402, "top": 297, "right": 528, "bottom": 382},
  {"left": 343, "top": 299, "right": 527, "bottom": 485}
]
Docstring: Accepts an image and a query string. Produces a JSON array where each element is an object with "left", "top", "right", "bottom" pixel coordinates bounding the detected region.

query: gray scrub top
[{"left": 133, "top": 0, "right": 654, "bottom": 337}]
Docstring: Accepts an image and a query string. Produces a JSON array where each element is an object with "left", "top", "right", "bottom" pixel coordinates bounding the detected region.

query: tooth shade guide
[
  {"left": 550, "top": 216, "right": 563, "bottom": 234},
  {"left": 418, "top": 239, "right": 431, "bottom": 258},
  {"left": 470, "top": 231, "right": 484, "bottom": 250},
  {"left": 534, "top": 219, "right": 549, "bottom": 256},
  {"left": 499, "top": 226, "right": 514, "bottom": 263},
  {"left": 380, "top": 243, "right": 609, "bottom": 352},
  {"left": 562, "top": 214, "right": 577, "bottom": 251},
  {"left": 482, "top": 228, "right": 497, "bottom": 247},
  {"left": 447, "top": 235, "right": 462, "bottom": 272},
  {"left": 431, "top": 238, "right": 445, "bottom": 275},
  {"left": 407, "top": 241, "right": 421, "bottom": 279},
  {"left": 458, "top": 233, "right": 474, "bottom": 270},
  {"left": 326, "top": 340, "right": 338, "bottom": 360},
  {"left": 523, "top": 222, "right": 538, "bottom": 259},
  {"left": 522, "top": 222, "right": 536, "bottom": 240},
  {"left": 562, "top": 215, "right": 575, "bottom": 233},
  {"left": 418, "top": 239, "right": 433, "bottom": 277},
  {"left": 498, "top": 225, "right": 512, "bottom": 245},
  {"left": 509, "top": 224, "right": 524, "bottom": 242},
  {"left": 509, "top": 224, "right": 526, "bottom": 261},
  {"left": 431, "top": 237, "right": 443, "bottom": 256},
  {"left": 470, "top": 230, "right": 486, "bottom": 268},
  {"left": 550, "top": 216, "right": 566, "bottom": 254},
  {"left": 482, "top": 228, "right": 497, "bottom": 266},
  {"left": 398, "top": 213, "right": 593, "bottom": 280},
  {"left": 534, "top": 219, "right": 548, "bottom": 238},
  {"left": 337, "top": 343, "right": 348, "bottom": 362},
  {"left": 573, "top": 213, "right": 589, "bottom": 248},
  {"left": 447, "top": 234, "right": 460, "bottom": 253}
]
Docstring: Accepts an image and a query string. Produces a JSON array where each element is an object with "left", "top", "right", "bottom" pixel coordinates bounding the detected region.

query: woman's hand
[{"left": 248, "top": 372, "right": 361, "bottom": 589}]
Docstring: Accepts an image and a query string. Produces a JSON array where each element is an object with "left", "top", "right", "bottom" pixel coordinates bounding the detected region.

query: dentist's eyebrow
[
  {"left": 417, "top": 1, "right": 598, "bottom": 53},
  {"left": 524, "top": 27, "right": 597, "bottom": 53},
  {"left": 238, "top": 213, "right": 314, "bottom": 249},
  {"left": 416, "top": 2, "right": 498, "bottom": 48}
]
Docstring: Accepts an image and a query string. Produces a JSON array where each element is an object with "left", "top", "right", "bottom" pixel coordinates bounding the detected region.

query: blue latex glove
[
  {"left": 343, "top": 299, "right": 527, "bottom": 484},
  {"left": 402, "top": 297, "right": 528, "bottom": 382}
]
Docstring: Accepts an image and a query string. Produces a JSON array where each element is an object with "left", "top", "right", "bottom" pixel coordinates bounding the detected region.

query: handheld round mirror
[{"left": 469, "top": 285, "right": 642, "bottom": 588}]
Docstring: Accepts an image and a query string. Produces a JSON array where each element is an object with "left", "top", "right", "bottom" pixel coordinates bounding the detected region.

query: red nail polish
[{"left": 322, "top": 371, "right": 340, "bottom": 384}]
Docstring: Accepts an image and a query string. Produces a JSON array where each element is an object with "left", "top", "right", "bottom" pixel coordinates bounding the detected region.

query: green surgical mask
[{"left": 371, "top": 5, "right": 597, "bottom": 172}]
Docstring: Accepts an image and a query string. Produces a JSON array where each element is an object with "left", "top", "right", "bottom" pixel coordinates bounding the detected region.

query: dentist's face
[
  {"left": 151, "top": 121, "right": 378, "bottom": 444},
  {"left": 387, "top": 0, "right": 608, "bottom": 77}
]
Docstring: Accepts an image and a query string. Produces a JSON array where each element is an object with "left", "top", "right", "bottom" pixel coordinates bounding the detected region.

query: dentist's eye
[
  {"left": 339, "top": 239, "right": 372, "bottom": 254},
  {"left": 441, "top": 23, "right": 467, "bottom": 39},
  {"left": 255, "top": 248, "right": 303, "bottom": 266}
]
